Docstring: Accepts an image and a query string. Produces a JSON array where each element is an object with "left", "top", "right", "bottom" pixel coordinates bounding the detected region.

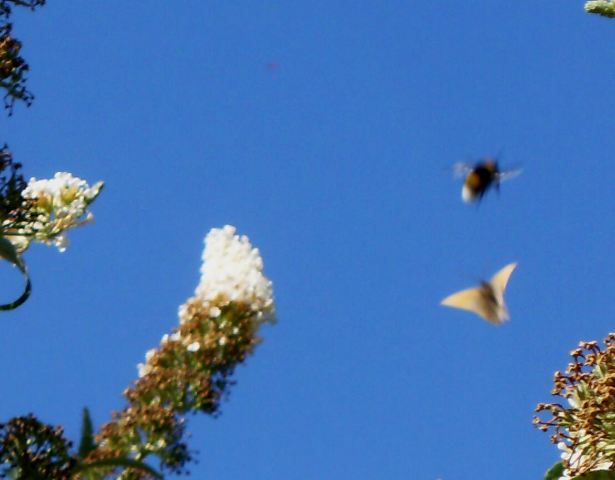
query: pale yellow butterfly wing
[
  {"left": 440, "top": 287, "right": 494, "bottom": 322},
  {"left": 489, "top": 262, "right": 517, "bottom": 301}
]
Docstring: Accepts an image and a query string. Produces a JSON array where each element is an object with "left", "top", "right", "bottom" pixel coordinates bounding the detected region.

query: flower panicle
[
  {"left": 90, "top": 226, "right": 275, "bottom": 475},
  {"left": 2, "top": 171, "right": 104, "bottom": 252},
  {"left": 534, "top": 333, "right": 615, "bottom": 477}
]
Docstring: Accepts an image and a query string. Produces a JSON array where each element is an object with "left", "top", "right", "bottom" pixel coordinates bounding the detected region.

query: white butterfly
[{"left": 440, "top": 263, "right": 517, "bottom": 325}]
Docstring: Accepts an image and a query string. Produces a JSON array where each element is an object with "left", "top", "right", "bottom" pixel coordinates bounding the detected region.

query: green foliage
[
  {"left": 545, "top": 462, "right": 564, "bottom": 480},
  {"left": 0, "top": 147, "right": 30, "bottom": 309},
  {"left": 0, "top": 1, "right": 45, "bottom": 114},
  {"left": 77, "top": 408, "right": 97, "bottom": 460},
  {"left": 0, "top": 413, "right": 164, "bottom": 480},
  {"left": 542, "top": 463, "right": 615, "bottom": 480},
  {"left": 0, "top": 146, "right": 28, "bottom": 224},
  {"left": 574, "top": 472, "right": 615, "bottom": 479},
  {"left": 0, "top": 236, "right": 30, "bottom": 310},
  {"left": 0, "top": 0, "right": 45, "bottom": 15},
  {"left": 0, "top": 415, "right": 75, "bottom": 480},
  {"left": 73, "top": 458, "right": 163, "bottom": 479}
]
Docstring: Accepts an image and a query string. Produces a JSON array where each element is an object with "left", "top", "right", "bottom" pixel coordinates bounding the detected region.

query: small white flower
[
  {"left": 194, "top": 225, "right": 274, "bottom": 322},
  {"left": 209, "top": 306, "right": 221, "bottom": 318},
  {"left": 187, "top": 341, "right": 200, "bottom": 352},
  {"left": 137, "top": 362, "right": 151, "bottom": 378},
  {"left": 177, "top": 304, "right": 189, "bottom": 324},
  {"left": 145, "top": 348, "right": 156, "bottom": 362},
  {"left": 53, "top": 234, "right": 69, "bottom": 253},
  {"left": 170, "top": 332, "right": 181, "bottom": 342},
  {"left": 567, "top": 394, "right": 581, "bottom": 409},
  {"left": 558, "top": 440, "right": 613, "bottom": 479},
  {"left": 219, "top": 336, "right": 227, "bottom": 346}
]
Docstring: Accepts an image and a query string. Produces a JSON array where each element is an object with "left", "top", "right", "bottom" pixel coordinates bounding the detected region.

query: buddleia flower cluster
[
  {"left": 0, "top": 146, "right": 103, "bottom": 310},
  {"left": 534, "top": 334, "right": 615, "bottom": 478},
  {"left": 585, "top": 0, "right": 615, "bottom": 18},
  {"left": 81, "top": 226, "right": 275, "bottom": 478},
  {"left": 3, "top": 171, "right": 104, "bottom": 252}
]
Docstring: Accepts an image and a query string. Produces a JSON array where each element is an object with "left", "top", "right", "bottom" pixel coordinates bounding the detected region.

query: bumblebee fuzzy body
[{"left": 461, "top": 159, "right": 499, "bottom": 203}]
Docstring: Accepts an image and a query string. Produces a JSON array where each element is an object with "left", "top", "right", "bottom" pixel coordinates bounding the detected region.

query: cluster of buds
[
  {"left": 0, "top": 26, "right": 23, "bottom": 79},
  {"left": 534, "top": 334, "right": 615, "bottom": 478},
  {"left": 0, "top": 414, "right": 75, "bottom": 480},
  {"left": 2, "top": 171, "right": 103, "bottom": 252},
  {"left": 86, "top": 226, "right": 275, "bottom": 477},
  {"left": 0, "top": 23, "right": 31, "bottom": 112},
  {"left": 0, "top": 0, "right": 45, "bottom": 112}
]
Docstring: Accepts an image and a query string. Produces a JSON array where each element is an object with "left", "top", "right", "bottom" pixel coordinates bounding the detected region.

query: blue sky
[{"left": 1, "top": 1, "right": 614, "bottom": 478}]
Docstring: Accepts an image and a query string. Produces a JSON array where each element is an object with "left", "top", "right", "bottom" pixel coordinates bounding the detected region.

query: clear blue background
[{"left": 1, "top": 1, "right": 613, "bottom": 478}]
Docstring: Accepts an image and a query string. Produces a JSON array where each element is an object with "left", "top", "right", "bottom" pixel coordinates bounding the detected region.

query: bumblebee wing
[
  {"left": 496, "top": 168, "right": 522, "bottom": 183},
  {"left": 452, "top": 162, "right": 472, "bottom": 178},
  {"left": 441, "top": 287, "right": 493, "bottom": 322}
]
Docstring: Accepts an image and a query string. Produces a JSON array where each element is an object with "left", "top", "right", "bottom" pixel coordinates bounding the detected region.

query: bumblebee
[
  {"left": 454, "top": 158, "right": 520, "bottom": 203},
  {"left": 440, "top": 262, "right": 517, "bottom": 325}
]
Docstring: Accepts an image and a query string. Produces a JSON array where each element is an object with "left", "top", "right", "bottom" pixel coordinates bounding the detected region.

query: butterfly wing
[
  {"left": 484, "top": 262, "right": 517, "bottom": 323},
  {"left": 489, "top": 262, "right": 517, "bottom": 299},
  {"left": 441, "top": 287, "right": 494, "bottom": 322}
]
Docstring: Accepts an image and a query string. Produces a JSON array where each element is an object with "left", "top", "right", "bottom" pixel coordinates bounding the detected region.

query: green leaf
[
  {"left": 545, "top": 462, "right": 564, "bottom": 480},
  {"left": 77, "top": 408, "right": 96, "bottom": 459},
  {"left": 573, "top": 471, "right": 615, "bottom": 479},
  {"left": 72, "top": 457, "right": 163, "bottom": 479},
  {"left": 0, "top": 237, "right": 31, "bottom": 311},
  {"left": 0, "top": 237, "right": 21, "bottom": 266}
]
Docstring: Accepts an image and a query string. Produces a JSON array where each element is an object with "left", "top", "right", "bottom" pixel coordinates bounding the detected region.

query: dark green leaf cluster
[
  {"left": 545, "top": 461, "right": 615, "bottom": 479},
  {"left": 0, "top": 145, "right": 30, "bottom": 227},
  {"left": 0, "top": 0, "right": 45, "bottom": 114},
  {"left": 545, "top": 462, "right": 615, "bottom": 479},
  {"left": 0, "top": 1, "right": 46, "bottom": 18},
  {"left": 546, "top": 461, "right": 615, "bottom": 478},
  {"left": 0, "top": 410, "right": 164, "bottom": 480},
  {"left": 0, "top": 144, "right": 32, "bottom": 310},
  {"left": 0, "top": 414, "right": 75, "bottom": 480},
  {"left": 74, "top": 408, "right": 164, "bottom": 480}
]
